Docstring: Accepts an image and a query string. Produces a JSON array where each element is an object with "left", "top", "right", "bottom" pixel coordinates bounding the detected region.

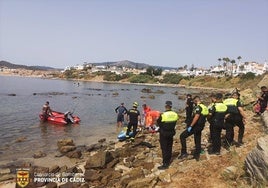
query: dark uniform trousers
[
  {"left": 180, "top": 124, "right": 204, "bottom": 157},
  {"left": 225, "top": 115, "right": 244, "bottom": 144},
  {"left": 211, "top": 119, "right": 225, "bottom": 152},
  {"left": 126, "top": 122, "right": 138, "bottom": 138},
  {"left": 160, "top": 134, "right": 173, "bottom": 165}
]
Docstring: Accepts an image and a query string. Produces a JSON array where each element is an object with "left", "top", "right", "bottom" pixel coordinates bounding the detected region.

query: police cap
[{"left": 165, "top": 101, "right": 172, "bottom": 106}]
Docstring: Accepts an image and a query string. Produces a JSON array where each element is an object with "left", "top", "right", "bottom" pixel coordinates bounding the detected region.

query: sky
[{"left": 0, "top": 0, "right": 268, "bottom": 69}]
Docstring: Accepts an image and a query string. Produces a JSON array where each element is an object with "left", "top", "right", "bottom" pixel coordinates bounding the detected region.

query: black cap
[
  {"left": 215, "top": 93, "right": 223, "bottom": 99},
  {"left": 165, "top": 101, "right": 172, "bottom": 106}
]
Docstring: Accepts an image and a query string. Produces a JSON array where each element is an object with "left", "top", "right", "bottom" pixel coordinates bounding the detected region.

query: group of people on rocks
[{"left": 114, "top": 85, "right": 268, "bottom": 170}]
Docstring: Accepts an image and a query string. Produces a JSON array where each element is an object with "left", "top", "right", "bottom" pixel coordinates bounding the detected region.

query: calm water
[{"left": 0, "top": 75, "right": 190, "bottom": 161}]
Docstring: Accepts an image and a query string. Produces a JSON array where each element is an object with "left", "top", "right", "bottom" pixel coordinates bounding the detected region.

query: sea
[{"left": 0, "top": 75, "right": 191, "bottom": 161}]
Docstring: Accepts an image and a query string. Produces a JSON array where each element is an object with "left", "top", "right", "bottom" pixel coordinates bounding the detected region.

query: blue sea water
[{"left": 0, "top": 75, "right": 190, "bottom": 161}]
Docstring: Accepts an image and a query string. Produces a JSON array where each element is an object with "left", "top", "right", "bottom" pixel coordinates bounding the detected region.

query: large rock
[
  {"left": 57, "top": 138, "right": 75, "bottom": 148},
  {"left": 59, "top": 146, "right": 76, "bottom": 154},
  {"left": 262, "top": 111, "right": 268, "bottom": 129},
  {"left": 245, "top": 135, "right": 268, "bottom": 185},
  {"left": 257, "top": 74, "right": 268, "bottom": 88},
  {"left": 126, "top": 176, "right": 157, "bottom": 188},
  {"left": 239, "top": 88, "right": 255, "bottom": 106},
  {"left": 84, "top": 151, "right": 114, "bottom": 169}
]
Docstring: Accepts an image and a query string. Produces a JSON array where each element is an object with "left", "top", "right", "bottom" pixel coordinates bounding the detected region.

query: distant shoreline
[{"left": 0, "top": 72, "right": 230, "bottom": 92}]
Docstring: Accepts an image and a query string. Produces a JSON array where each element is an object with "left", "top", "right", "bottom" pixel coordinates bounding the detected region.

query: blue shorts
[{"left": 117, "top": 114, "right": 124, "bottom": 122}]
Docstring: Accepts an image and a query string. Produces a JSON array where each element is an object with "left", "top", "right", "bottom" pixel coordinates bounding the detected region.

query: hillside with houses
[
  {"left": 63, "top": 59, "right": 268, "bottom": 78},
  {"left": 1, "top": 59, "right": 267, "bottom": 85}
]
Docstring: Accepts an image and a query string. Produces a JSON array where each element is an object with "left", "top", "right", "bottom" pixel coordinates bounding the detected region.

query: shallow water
[{"left": 0, "top": 75, "right": 190, "bottom": 161}]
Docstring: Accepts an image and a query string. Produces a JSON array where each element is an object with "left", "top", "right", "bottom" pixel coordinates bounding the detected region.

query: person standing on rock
[
  {"left": 157, "top": 101, "right": 178, "bottom": 170},
  {"left": 185, "top": 94, "right": 194, "bottom": 125},
  {"left": 207, "top": 93, "right": 227, "bottom": 155},
  {"left": 178, "top": 96, "right": 208, "bottom": 161},
  {"left": 126, "top": 102, "right": 141, "bottom": 141},
  {"left": 257, "top": 86, "right": 268, "bottom": 114},
  {"left": 142, "top": 103, "right": 151, "bottom": 126},
  {"left": 224, "top": 92, "right": 247, "bottom": 147},
  {"left": 115, "top": 103, "right": 127, "bottom": 128}
]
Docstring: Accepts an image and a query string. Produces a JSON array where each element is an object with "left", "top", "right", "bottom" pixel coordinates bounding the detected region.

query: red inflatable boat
[{"left": 39, "top": 111, "right": 80, "bottom": 125}]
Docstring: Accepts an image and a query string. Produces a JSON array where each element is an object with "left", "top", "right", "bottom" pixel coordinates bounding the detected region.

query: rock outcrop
[{"left": 245, "top": 111, "right": 268, "bottom": 186}]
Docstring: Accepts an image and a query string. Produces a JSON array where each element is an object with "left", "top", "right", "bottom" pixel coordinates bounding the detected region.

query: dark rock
[
  {"left": 57, "top": 138, "right": 75, "bottom": 148},
  {"left": 79, "top": 183, "right": 89, "bottom": 188},
  {"left": 8, "top": 93, "right": 16, "bottom": 96},
  {"left": 98, "top": 138, "right": 106, "bottom": 143},
  {"left": 65, "top": 150, "right": 82, "bottom": 159},
  {"left": 59, "top": 166, "right": 68, "bottom": 173},
  {"left": 15, "top": 136, "right": 27, "bottom": 143},
  {"left": 79, "top": 184, "right": 89, "bottom": 188},
  {"left": 46, "top": 182, "right": 57, "bottom": 188},
  {"left": 126, "top": 176, "right": 157, "bottom": 188},
  {"left": 59, "top": 146, "right": 76, "bottom": 154},
  {"left": 33, "top": 151, "right": 47, "bottom": 158},
  {"left": 59, "top": 182, "right": 80, "bottom": 188},
  {"left": 245, "top": 134, "right": 268, "bottom": 184},
  {"left": 106, "top": 158, "right": 120, "bottom": 169},
  {"left": 86, "top": 143, "right": 103, "bottom": 152},
  {"left": 84, "top": 169, "right": 102, "bottom": 181},
  {"left": 0, "top": 174, "right": 15, "bottom": 181},
  {"left": 66, "top": 166, "right": 78, "bottom": 174},
  {"left": 49, "top": 165, "right": 60, "bottom": 173}
]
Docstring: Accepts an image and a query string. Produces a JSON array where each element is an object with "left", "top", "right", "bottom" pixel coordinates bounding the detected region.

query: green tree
[
  {"left": 161, "top": 73, "right": 183, "bottom": 84},
  {"left": 146, "top": 66, "right": 154, "bottom": 76},
  {"left": 145, "top": 66, "right": 162, "bottom": 76}
]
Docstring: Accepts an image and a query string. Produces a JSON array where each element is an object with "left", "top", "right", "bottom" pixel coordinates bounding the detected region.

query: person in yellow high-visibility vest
[
  {"left": 178, "top": 96, "right": 208, "bottom": 161},
  {"left": 157, "top": 101, "right": 178, "bottom": 170}
]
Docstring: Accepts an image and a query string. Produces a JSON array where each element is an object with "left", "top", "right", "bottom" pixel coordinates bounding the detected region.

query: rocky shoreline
[
  {"left": 1, "top": 74, "right": 267, "bottom": 187},
  {"left": 0, "top": 108, "right": 267, "bottom": 188}
]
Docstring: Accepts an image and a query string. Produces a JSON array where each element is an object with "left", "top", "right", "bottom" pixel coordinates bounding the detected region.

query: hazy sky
[{"left": 0, "top": 0, "right": 267, "bottom": 69}]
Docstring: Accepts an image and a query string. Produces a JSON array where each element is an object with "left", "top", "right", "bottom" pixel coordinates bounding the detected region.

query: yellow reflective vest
[
  {"left": 215, "top": 103, "right": 228, "bottom": 112},
  {"left": 161, "top": 111, "right": 178, "bottom": 123},
  {"left": 198, "top": 104, "right": 209, "bottom": 116},
  {"left": 223, "top": 98, "right": 239, "bottom": 114}
]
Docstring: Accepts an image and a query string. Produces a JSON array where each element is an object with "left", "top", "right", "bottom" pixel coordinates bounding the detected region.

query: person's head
[
  {"left": 121, "top": 102, "right": 124, "bottom": 106},
  {"left": 142, "top": 104, "right": 147, "bottom": 108},
  {"left": 46, "top": 101, "right": 49, "bottom": 105},
  {"left": 210, "top": 93, "right": 217, "bottom": 103},
  {"left": 261, "top": 86, "right": 267, "bottom": 92},
  {"left": 215, "top": 93, "right": 223, "bottom": 101},
  {"left": 133, "top": 102, "right": 139, "bottom": 108},
  {"left": 232, "top": 92, "right": 240, "bottom": 99},
  {"left": 186, "top": 94, "right": 192, "bottom": 98},
  {"left": 165, "top": 101, "right": 172, "bottom": 109},
  {"left": 193, "top": 96, "right": 201, "bottom": 104},
  {"left": 224, "top": 93, "right": 231, "bottom": 99}
]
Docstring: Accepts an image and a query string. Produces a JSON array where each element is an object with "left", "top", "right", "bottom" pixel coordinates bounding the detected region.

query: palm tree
[
  {"left": 218, "top": 58, "right": 222, "bottom": 66},
  {"left": 237, "top": 56, "right": 242, "bottom": 63},
  {"left": 230, "top": 59, "right": 236, "bottom": 77},
  {"left": 222, "top": 57, "right": 230, "bottom": 76}
]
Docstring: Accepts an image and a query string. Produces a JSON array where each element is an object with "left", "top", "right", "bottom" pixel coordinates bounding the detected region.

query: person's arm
[
  {"left": 115, "top": 106, "right": 119, "bottom": 113},
  {"left": 189, "top": 114, "right": 200, "bottom": 127}
]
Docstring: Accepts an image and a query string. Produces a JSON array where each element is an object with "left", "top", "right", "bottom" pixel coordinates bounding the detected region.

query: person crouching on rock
[{"left": 157, "top": 101, "right": 178, "bottom": 170}]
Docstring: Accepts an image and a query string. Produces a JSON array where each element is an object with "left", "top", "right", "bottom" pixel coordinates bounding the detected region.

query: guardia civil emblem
[{"left": 16, "top": 169, "right": 30, "bottom": 188}]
